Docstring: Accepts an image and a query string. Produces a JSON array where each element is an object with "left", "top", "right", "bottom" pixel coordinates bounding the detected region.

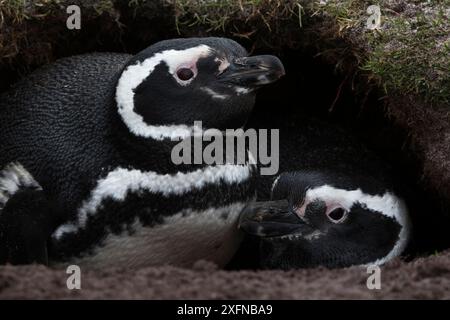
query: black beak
[
  {"left": 239, "top": 200, "right": 309, "bottom": 238},
  {"left": 219, "top": 55, "right": 285, "bottom": 88}
]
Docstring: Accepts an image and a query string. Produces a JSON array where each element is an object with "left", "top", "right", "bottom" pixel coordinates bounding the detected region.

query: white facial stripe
[
  {"left": 52, "top": 163, "right": 251, "bottom": 239},
  {"left": 115, "top": 45, "right": 211, "bottom": 139},
  {"left": 214, "top": 57, "right": 230, "bottom": 74},
  {"left": 235, "top": 87, "right": 251, "bottom": 95},
  {"left": 295, "top": 185, "right": 411, "bottom": 266},
  {"left": 257, "top": 75, "right": 270, "bottom": 84},
  {"left": 271, "top": 175, "right": 281, "bottom": 194},
  {"left": 201, "top": 87, "right": 229, "bottom": 100},
  {"left": 369, "top": 195, "right": 410, "bottom": 266},
  {"left": 247, "top": 151, "right": 257, "bottom": 166},
  {"left": 163, "top": 46, "right": 211, "bottom": 74},
  {"left": 296, "top": 186, "right": 401, "bottom": 218}
]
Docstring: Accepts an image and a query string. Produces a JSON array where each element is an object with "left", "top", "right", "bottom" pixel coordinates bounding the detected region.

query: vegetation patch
[{"left": 2, "top": 1, "right": 448, "bottom": 107}]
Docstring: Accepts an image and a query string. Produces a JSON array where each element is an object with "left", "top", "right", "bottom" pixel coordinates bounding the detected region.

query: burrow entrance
[
  {"left": 1, "top": 38, "right": 449, "bottom": 264},
  {"left": 246, "top": 46, "right": 450, "bottom": 260}
]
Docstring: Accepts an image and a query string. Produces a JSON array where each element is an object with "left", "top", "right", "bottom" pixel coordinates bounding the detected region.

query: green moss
[
  {"left": 173, "top": 0, "right": 303, "bottom": 34},
  {"left": 311, "top": 0, "right": 450, "bottom": 107},
  {"left": 0, "top": 0, "right": 28, "bottom": 22},
  {"left": 92, "top": 0, "right": 116, "bottom": 16},
  {"left": 0, "top": 0, "right": 64, "bottom": 23},
  {"left": 364, "top": 5, "right": 450, "bottom": 106},
  {"left": 0, "top": 0, "right": 121, "bottom": 65},
  {"left": 0, "top": 0, "right": 449, "bottom": 107}
]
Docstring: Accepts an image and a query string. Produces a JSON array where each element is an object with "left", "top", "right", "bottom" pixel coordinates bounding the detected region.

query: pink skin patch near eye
[
  {"left": 177, "top": 68, "right": 194, "bottom": 81},
  {"left": 294, "top": 199, "right": 348, "bottom": 220},
  {"left": 174, "top": 62, "right": 198, "bottom": 85}
]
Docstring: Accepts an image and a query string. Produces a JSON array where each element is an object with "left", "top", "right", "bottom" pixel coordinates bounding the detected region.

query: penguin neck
[{"left": 114, "top": 116, "right": 245, "bottom": 174}]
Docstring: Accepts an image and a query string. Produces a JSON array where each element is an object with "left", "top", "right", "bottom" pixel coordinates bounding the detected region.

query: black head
[
  {"left": 240, "top": 171, "right": 411, "bottom": 269},
  {"left": 115, "top": 37, "right": 285, "bottom": 139}
]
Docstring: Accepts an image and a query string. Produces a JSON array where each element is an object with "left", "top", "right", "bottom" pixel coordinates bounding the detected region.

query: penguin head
[
  {"left": 116, "top": 37, "right": 285, "bottom": 139},
  {"left": 240, "top": 171, "right": 411, "bottom": 269}
]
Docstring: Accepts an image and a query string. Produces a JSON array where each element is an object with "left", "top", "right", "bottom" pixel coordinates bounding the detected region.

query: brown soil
[{"left": 1, "top": 250, "right": 450, "bottom": 299}]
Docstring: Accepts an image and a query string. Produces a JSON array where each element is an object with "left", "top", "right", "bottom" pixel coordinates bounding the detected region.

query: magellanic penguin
[
  {"left": 238, "top": 117, "right": 411, "bottom": 269},
  {"left": 0, "top": 37, "right": 285, "bottom": 269}
]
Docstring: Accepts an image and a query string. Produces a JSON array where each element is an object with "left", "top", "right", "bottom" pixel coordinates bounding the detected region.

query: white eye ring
[
  {"left": 326, "top": 207, "right": 348, "bottom": 223},
  {"left": 174, "top": 65, "right": 197, "bottom": 85},
  {"left": 176, "top": 68, "right": 195, "bottom": 81}
]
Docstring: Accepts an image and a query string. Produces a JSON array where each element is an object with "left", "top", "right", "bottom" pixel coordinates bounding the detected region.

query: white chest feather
[
  {"left": 51, "top": 164, "right": 252, "bottom": 269},
  {"left": 55, "top": 202, "right": 245, "bottom": 269},
  {"left": 53, "top": 164, "right": 252, "bottom": 239}
]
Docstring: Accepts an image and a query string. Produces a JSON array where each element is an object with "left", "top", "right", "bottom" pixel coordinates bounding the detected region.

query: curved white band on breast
[
  {"left": 53, "top": 163, "right": 251, "bottom": 239},
  {"left": 115, "top": 45, "right": 211, "bottom": 140}
]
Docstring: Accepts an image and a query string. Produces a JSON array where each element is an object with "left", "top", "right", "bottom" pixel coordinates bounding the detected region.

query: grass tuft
[
  {"left": 0, "top": 0, "right": 449, "bottom": 107},
  {"left": 312, "top": 0, "right": 450, "bottom": 107}
]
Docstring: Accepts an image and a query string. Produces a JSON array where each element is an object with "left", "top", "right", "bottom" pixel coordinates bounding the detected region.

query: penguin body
[
  {"left": 254, "top": 117, "right": 395, "bottom": 200},
  {"left": 0, "top": 37, "right": 285, "bottom": 268},
  {"left": 239, "top": 116, "right": 411, "bottom": 269}
]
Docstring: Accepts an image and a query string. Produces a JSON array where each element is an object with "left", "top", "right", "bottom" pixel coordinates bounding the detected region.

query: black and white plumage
[
  {"left": 0, "top": 163, "right": 56, "bottom": 264},
  {"left": 0, "top": 163, "right": 42, "bottom": 210},
  {"left": 238, "top": 117, "right": 411, "bottom": 269},
  {"left": 0, "top": 37, "right": 285, "bottom": 268}
]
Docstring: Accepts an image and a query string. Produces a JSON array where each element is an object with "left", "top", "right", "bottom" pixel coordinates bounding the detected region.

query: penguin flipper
[{"left": 0, "top": 163, "right": 54, "bottom": 265}]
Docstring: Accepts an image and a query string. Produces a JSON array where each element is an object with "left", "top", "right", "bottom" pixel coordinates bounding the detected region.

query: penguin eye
[
  {"left": 327, "top": 207, "right": 348, "bottom": 223},
  {"left": 176, "top": 68, "right": 195, "bottom": 81}
]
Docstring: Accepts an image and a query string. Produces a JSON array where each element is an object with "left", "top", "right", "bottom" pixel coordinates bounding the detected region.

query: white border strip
[
  {"left": 298, "top": 185, "right": 411, "bottom": 266},
  {"left": 53, "top": 164, "right": 251, "bottom": 239},
  {"left": 115, "top": 45, "right": 211, "bottom": 140}
]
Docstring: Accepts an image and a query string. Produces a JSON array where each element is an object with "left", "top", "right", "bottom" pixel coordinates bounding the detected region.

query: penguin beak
[
  {"left": 239, "top": 200, "right": 310, "bottom": 238},
  {"left": 219, "top": 55, "right": 285, "bottom": 88}
]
